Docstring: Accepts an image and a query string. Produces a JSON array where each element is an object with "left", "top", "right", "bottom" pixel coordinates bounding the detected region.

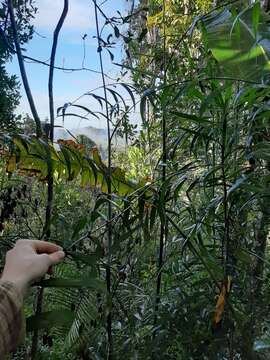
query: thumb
[{"left": 48, "top": 250, "right": 65, "bottom": 265}]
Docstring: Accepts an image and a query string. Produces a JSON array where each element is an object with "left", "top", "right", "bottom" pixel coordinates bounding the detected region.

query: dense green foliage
[{"left": 2, "top": 0, "right": 270, "bottom": 359}]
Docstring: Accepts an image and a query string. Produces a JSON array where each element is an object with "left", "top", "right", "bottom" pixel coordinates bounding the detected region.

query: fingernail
[{"left": 58, "top": 251, "right": 65, "bottom": 259}]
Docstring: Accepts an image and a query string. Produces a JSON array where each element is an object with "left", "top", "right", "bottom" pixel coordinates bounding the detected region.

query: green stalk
[
  {"left": 153, "top": 0, "right": 167, "bottom": 336},
  {"left": 221, "top": 111, "right": 230, "bottom": 275},
  {"left": 93, "top": 2, "right": 113, "bottom": 358},
  {"left": 31, "top": 2, "right": 69, "bottom": 358}
]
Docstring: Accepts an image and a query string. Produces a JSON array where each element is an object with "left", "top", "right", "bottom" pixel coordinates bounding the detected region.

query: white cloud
[{"left": 34, "top": 0, "right": 95, "bottom": 31}]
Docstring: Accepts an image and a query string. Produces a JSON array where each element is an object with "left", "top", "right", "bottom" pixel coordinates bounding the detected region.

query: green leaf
[
  {"left": 67, "top": 250, "right": 102, "bottom": 266},
  {"left": 252, "top": 2, "right": 260, "bottom": 37},
  {"left": 253, "top": 143, "right": 270, "bottom": 160},
  {"left": 227, "top": 175, "right": 247, "bottom": 197},
  {"left": 58, "top": 113, "right": 90, "bottom": 120},
  {"left": 37, "top": 277, "right": 106, "bottom": 291},
  {"left": 119, "top": 83, "right": 136, "bottom": 109},
  {"left": 235, "top": 248, "right": 251, "bottom": 264},
  {"left": 88, "top": 93, "right": 113, "bottom": 110},
  {"left": 26, "top": 310, "right": 74, "bottom": 332},
  {"left": 71, "top": 104, "right": 99, "bottom": 119},
  {"left": 71, "top": 217, "right": 88, "bottom": 240},
  {"left": 107, "top": 88, "right": 121, "bottom": 113},
  {"left": 170, "top": 111, "right": 211, "bottom": 124},
  {"left": 173, "top": 175, "right": 188, "bottom": 199},
  {"left": 202, "top": 4, "right": 270, "bottom": 81},
  {"left": 231, "top": 7, "right": 241, "bottom": 41},
  {"left": 59, "top": 146, "right": 73, "bottom": 180}
]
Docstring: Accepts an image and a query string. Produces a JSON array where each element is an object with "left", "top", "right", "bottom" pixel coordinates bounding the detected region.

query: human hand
[{"left": 1, "top": 240, "right": 65, "bottom": 297}]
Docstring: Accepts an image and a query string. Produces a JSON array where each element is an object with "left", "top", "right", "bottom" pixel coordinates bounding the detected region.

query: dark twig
[
  {"left": 7, "top": 0, "right": 42, "bottom": 137},
  {"left": 0, "top": 25, "right": 115, "bottom": 80},
  {"left": 23, "top": 55, "right": 116, "bottom": 80}
]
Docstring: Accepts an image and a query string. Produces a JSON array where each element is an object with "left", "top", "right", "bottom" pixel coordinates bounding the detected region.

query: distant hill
[{"left": 54, "top": 125, "right": 125, "bottom": 150}]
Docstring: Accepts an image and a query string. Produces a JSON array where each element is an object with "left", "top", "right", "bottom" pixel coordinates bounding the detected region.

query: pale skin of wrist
[
  {"left": 1, "top": 276, "right": 29, "bottom": 298},
  {"left": 1, "top": 240, "right": 65, "bottom": 298}
]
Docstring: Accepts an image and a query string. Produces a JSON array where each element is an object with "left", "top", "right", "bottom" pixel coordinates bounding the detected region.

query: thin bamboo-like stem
[
  {"left": 45, "top": 0, "right": 69, "bottom": 238},
  {"left": 30, "top": 287, "right": 44, "bottom": 359},
  {"left": 31, "top": 2, "right": 69, "bottom": 358},
  {"left": 49, "top": 0, "right": 69, "bottom": 143},
  {"left": 153, "top": 0, "right": 167, "bottom": 336},
  {"left": 221, "top": 109, "right": 233, "bottom": 357},
  {"left": 221, "top": 111, "right": 229, "bottom": 274},
  {"left": 7, "top": 0, "right": 42, "bottom": 137},
  {"left": 93, "top": 2, "right": 113, "bottom": 358}
]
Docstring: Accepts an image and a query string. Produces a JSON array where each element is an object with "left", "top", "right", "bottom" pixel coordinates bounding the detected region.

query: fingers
[
  {"left": 17, "top": 240, "right": 62, "bottom": 254},
  {"left": 32, "top": 240, "right": 62, "bottom": 254},
  {"left": 38, "top": 251, "right": 65, "bottom": 272},
  {"left": 48, "top": 251, "right": 65, "bottom": 265}
]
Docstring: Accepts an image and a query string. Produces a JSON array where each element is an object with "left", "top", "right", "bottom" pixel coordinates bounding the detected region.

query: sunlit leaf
[{"left": 202, "top": 4, "right": 270, "bottom": 81}]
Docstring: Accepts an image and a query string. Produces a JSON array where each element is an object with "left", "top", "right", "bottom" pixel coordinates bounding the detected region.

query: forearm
[{"left": 0, "top": 281, "right": 25, "bottom": 358}]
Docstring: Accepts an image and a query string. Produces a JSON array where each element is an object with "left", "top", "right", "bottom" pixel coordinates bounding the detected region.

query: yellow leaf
[
  {"left": 6, "top": 154, "right": 16, "bottom": 174},
  {"left": 213, "top": 276, "right": 232, "bottom": 328}
]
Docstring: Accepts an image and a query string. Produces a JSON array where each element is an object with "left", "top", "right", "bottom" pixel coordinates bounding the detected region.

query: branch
[
  {"left": 48, "top": 0, "right": 69, "bottom": 142},
  {"left": 7, "top": 0, "right": 42, "bottom": 137},
  {"left": 0, "top": 26, "right": 116, "bottom": 80},
  {"left": 24, "top": 55, "right": 116, "bottom": 79}
]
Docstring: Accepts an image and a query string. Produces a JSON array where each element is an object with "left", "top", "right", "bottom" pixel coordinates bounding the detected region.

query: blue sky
[{"left": 6, "top": 0, "right": 133, "bottom": 130}]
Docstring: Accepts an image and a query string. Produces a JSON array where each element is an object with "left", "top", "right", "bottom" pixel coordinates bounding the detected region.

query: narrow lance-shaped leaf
[
  {"left": 26, "top": 310, "right": 75, "bottom": 332},
  {"left": 252, "top": 2, "right": 260, "bottom": 37},
  {"left": 119, "top": 82, "right": 136, "bottom": 109},
  {"left": 36, "top": 277, "right": 106, "bottom": 291},
  {"left": 202, "top": 3, "right": 270, "bottom": 81},
  {"left": 71, "top": 104, "right": 99, "bottom": 119}
]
